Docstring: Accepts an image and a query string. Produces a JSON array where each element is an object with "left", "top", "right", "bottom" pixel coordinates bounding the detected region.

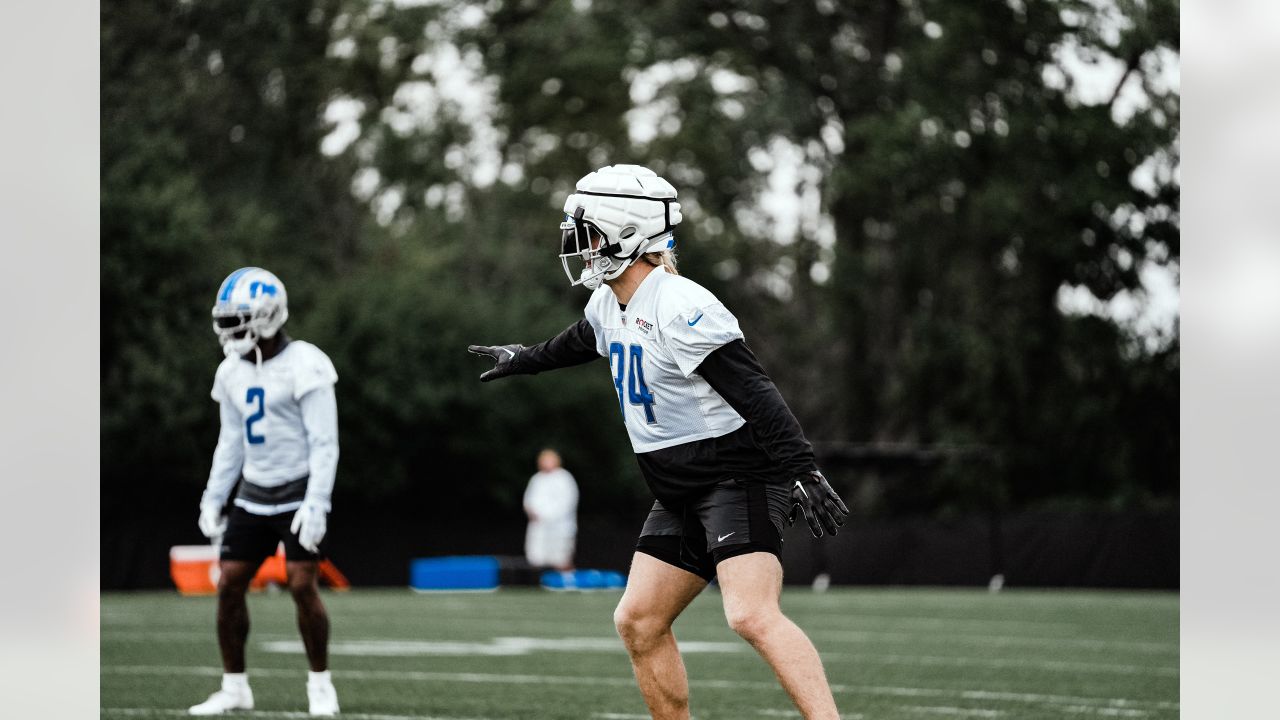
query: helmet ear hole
[{"left": 619, "top": 226, "right": 637, "bottom": 239}]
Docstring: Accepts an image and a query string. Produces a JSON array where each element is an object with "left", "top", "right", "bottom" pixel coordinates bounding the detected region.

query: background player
[
  {"left": 190, "top": 267, "right": 341, "bottom": 716},
  {"left": 470, "top": 165, "right": 850, "bottom": 719},
  {"left": 523, "top": 448, "right": 579, "bottom": 575}
]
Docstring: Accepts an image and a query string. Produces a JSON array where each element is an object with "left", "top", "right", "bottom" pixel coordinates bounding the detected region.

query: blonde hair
[{"left": 642, "top": 249, "right": 679, "bottom": 276}]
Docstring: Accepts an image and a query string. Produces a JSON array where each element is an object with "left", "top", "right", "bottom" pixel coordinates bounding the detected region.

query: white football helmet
[
  {"left": 211, "top": 267, "right": 289, "bottom": 358},
  {"left": 559, "top": 164, "right": 682, "bottom": 290}
]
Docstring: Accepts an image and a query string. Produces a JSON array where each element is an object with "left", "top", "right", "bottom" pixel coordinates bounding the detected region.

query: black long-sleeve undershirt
[
  {"left": 695, "top": 339, "right": 818, "bottom": 479},
  {"left": 513, "top": 319, "right": 600, "bottom": 374},
  {"left": 516, "top": 320, "right": 816, "bottom": 501},
  {"left": 634, "top": 339, "right": 817, "bottom": 502}
]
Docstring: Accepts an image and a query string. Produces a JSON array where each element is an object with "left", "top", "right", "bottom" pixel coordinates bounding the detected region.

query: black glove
[
  {"left": 788, "top": 470, "right": 850, "bottom": 538},
  {"left": 467, "top": 344, "right": 526, "bottom": 382}
]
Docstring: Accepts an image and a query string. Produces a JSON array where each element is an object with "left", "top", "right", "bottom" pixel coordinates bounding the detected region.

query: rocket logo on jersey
[{"left": 633, "top": 317, "right": 654, "bottom": 334}]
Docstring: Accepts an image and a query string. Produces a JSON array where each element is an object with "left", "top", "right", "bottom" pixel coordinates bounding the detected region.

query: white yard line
[
  {"left": 851, "top": 686, "right": 1177, "bottom": 712},
  {"left": 903, "top": 707, "right": 1004, "bottom": 718},
  {"left": 104, "top": 630, "right": 297, "bottom": 642},
  {"left": 103, "top": 665, "right": 1179, "bottom": 712},
  {"left": 259, "top": 636, "right": 743, "bottom": 657},
  {"left": 783, "top": 612, "right": 1086, "bottom": 633},
  {"left": 1062, "top": 707, "right": 1151, "bottom": 717},
  {"left": 250, "top": 635, "right": 1175, "bottom": 676},
  {"left": 755, "top": 710, "right": 867, "bottom": 719},
  {"left": 101, "top": 708, "right": 491, "bottom": 720},
  {"left": 100, "top": 625, "right": 1177, "bottom": 656},
  {"left": 789, "top": 593, "right": 1177, "bottom": 612},
  {"left": 818, "top": 652, "right": 1178, "bottom": 677},
  {"left": 791, "top": 612, "right": 1172, "bottom": 641},
  {"left": 817, "top": 629, "right": 1177, "bottom": 655}
]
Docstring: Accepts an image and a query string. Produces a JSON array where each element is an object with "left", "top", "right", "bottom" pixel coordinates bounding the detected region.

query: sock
[
  {"left": 308, "top": 670, "right": 332, "bottom": 686},
  {"left": 222, "top": 673, "right": 249, "bottom": 692}
]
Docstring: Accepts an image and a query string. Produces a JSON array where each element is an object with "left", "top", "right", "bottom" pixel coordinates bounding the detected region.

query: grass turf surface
[{"left": 102, "top": 586, "right": 1177, "bottom": 719}]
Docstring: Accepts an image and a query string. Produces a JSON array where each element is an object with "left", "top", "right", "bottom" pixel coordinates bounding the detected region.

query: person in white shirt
[
  {"left": 189, "top": 267, "right": 340, "bottom": 717},
  {"left": 470, "top": 165, "right": 849, "bottom": 720},
  {"left": 523, "top": 449, "right": 579, "bottom": 571}
]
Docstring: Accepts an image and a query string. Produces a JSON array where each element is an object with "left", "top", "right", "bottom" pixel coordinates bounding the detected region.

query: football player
[
  {"left": 469, "top": 165, "right": 849, "bottom": 719},
  {"left": 189, "top": 268, "right": 340, "bottom": 716}
]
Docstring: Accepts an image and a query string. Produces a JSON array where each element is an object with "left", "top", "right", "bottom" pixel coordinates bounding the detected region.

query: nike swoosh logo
[
  {"left": 502, "top": 348, "right": 515, "bottom": 360},
  {"left": 717, "top": 532, "right": 735, "bottom": 542},
  {"left": 688, "top": 312, "right": 705, "bottom": 326}
]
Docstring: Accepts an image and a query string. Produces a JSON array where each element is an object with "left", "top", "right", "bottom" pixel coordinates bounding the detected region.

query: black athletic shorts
[
  {"left": 220, "top": 478, "right": 324, "bottom": 563},
  {"left": 635, "top": 478, "right": 792, "bottom": 582}
]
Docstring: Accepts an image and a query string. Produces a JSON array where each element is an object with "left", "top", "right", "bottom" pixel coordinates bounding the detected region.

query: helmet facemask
[
  {"left": 560, "top": 207, "right": 625, "bottom": 291},
  {"left": 558, "top": 203, "right": 677, "bottom": 291},
  {"left": 211, "top": 303, "right": 287, "bottom": 359}
]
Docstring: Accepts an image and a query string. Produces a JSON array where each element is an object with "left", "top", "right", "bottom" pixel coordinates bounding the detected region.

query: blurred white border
[
  {"left": 1182, "top": 1, "right": 1280, "bottom": 717},
  {"left": 0, "top": 3, "right": 99, "bottom": 718},
  {"left": 3, "top": 0, "right": 1272, "bottom": 716}
]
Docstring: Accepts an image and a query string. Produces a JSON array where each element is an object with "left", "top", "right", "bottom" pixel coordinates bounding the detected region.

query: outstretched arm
[{"left": 469, "top": 319, "right": 600, "bottom": 382}]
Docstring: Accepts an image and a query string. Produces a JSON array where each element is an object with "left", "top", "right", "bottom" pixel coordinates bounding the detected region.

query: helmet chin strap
[
  {"left": 581, "top": 243, "right": 671, "bottom": 290},
  {"left": 222, "top": 328, "right": 262, "bottom": 368},
  {"left": 580, "top": 255, "right": 626, "bottom": 290}
]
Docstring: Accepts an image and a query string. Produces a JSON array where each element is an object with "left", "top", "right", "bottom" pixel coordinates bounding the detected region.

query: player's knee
[
  {"left": 725, "top": 603, "right": 778, "bottom": 643},
  {"left": 216, "top": 568, "right": 252, "bottom": 596},
  {"left": 613, "top": 603, "right": 666, "bottom": 651},
  {"left": 216, "top": 581, "right": 248, "bottom": 601},
  {"left": 288, "top": 574, "right": 318, "bottom": 600}
]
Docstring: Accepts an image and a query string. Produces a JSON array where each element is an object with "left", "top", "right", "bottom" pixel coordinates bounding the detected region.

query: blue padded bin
[{"left": 410, "top": 556, "right": 500, "bottom": 591}]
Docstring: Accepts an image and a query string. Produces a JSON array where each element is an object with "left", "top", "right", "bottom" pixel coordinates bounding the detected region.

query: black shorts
[
  {"left": 635, "top": 478, "right": 792, "bottom": 582},
  {"left": 220, "top": 479, "right": 324, "bottom": 563}
]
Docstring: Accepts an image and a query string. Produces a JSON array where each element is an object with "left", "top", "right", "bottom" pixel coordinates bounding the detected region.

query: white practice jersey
[
  {"left": 524, "top": 468, "right": 579, "bottom": 526},
  {"left": 210, "top": 341, "right": 338, "bottom": 484},
  {"left": 584, "top": 267, "right": 745, "bottom": 453}
]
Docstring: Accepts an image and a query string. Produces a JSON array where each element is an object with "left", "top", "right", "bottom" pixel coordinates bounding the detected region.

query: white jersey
[
  {"left": 524, "top": 468, "right": 578, "bottom": 568},
  {"left": 210, "top": 340, "right": 338, "bottom": 484},
  {"left": 584, "top": 267, "right": 745, "bottom": 453},
  {"left": 524, "top": 468, "right": 579, "bottom": 525}
]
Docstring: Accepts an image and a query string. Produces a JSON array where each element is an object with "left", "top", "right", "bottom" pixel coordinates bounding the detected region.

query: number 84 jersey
[{"left": 583, "top": 267, "right": 746, "bottom": 453}]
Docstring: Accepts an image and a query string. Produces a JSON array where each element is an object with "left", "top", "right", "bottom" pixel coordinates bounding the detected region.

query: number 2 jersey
[{"left": 203, "top": 339, "right": 339, "bottom": 515}]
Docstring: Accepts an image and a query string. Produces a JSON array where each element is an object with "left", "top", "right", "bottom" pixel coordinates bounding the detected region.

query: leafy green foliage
[{"left": 102, "top": 0, "right": 1178, "bottom": 531}]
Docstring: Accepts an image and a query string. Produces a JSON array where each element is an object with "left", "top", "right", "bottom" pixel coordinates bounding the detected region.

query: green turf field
[{"left": 101, "top": 587, "right": 1177, "bottom": 719}]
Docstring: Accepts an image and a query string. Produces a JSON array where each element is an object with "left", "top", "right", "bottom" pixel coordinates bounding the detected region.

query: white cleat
[
  {"left": 188, "top": 686, "right": 254, "bottom": 715},
  {"left": 307, "top": 680, "right": 340, "bottom": 716}
]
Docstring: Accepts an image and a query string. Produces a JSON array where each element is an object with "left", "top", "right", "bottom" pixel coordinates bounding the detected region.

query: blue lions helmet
[{"left": 211, "top": 267, "right": 289, "bottom": 358}]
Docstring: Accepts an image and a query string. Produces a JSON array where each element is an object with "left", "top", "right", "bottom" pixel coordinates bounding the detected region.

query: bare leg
[
  {"left": 613, "top": 553, "right": 708, "bottom": 720},
  {"left": 286, "top": 561, "right": 330, "bottom": 672},
  {"left": 216, "top": 560, "right": 258, "bottom": 673},
  {"left": 717, "top": 552, "right": 839, "bottom": 720}
]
